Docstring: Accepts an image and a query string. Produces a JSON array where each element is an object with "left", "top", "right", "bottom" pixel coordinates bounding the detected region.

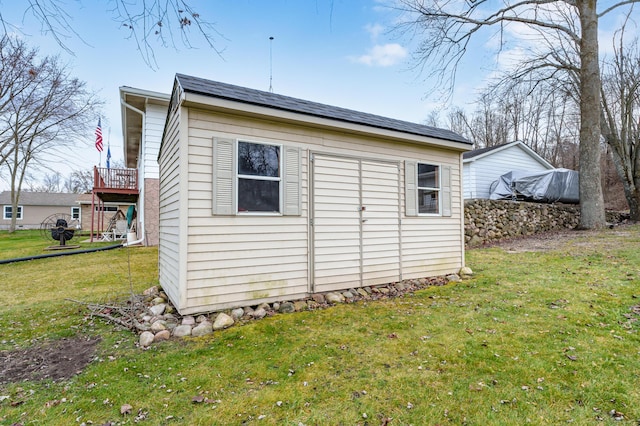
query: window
[
  {"left": 95, "top": 206, "right": 118, "bottom": 212},
  {"left": 418, "top": 163, "right": 440, "bottom": 214},
  {"left": 213, "top": 137, "right": 300, "bottom": 216},
  {"left": 71, "top": 206, "right": 80, "bottom": 219},
  {"left": 405, "top": 161, "right": 451, "bottom": 217},
  {"left": 3, "top": 205, "right": 23, "bottom": 220},
  {"left": 237, "top": 141, "right": 281, "bottom": 213}
]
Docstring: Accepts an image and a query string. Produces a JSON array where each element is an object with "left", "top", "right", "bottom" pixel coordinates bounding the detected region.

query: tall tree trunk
[{"left": 577, "top": 0, "right": 607, "bottom": 229}]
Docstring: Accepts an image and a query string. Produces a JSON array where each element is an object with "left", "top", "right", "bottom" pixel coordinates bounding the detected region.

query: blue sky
[
  {"left": 1, "top": 0, "right": 636, "bottom": 183},
  {"left": 2, "top": 0, "right": 486, "bottom": 179}
]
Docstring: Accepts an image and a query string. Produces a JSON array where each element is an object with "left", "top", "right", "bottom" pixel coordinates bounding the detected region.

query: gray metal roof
[
  {"left": 175, "top": 74, "right": 471, "bottom": 145},
  {"left": 0, "top": 191, "right": 80, "bottom": 206}
]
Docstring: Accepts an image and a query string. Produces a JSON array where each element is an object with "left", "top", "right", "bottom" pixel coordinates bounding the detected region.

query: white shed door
[{"left": 312, "top": 154, "right": 400, "bottom": 293}]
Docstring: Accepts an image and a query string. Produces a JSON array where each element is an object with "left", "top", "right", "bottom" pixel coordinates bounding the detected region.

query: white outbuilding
[{"left": 158, "top": 74, "right": 472, "bottom": 315}]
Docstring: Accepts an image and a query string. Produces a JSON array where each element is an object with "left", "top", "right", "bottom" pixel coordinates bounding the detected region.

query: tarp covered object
[{"left": 489, "top": 169, "right": 579, "bottom": 204}]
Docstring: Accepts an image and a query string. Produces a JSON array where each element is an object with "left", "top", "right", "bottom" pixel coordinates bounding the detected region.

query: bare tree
[
  {"left": 395, "top": 0, "right": 639, "bottom": 228},
  {"left": 63, "top": 169, "right": 94, "bottom": 193},
  {"left": 0, "top": 1, "right": 225, "bottom": 69},
  {"left": 601, "top": 24, "right": 640, "bottom": 220},
  {"left": 0, "top": 36, "right": 102, "bottom": 231}
]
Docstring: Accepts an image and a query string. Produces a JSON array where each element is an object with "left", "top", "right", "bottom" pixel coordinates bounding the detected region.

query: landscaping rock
[
  {"left": 152, "top": 297, "right": 166, "bottom": 305},
  {"left": 139, "top": 331, "right": 155, "bottom": 347},
  {"left": 459, "top": 266, "right": 473, "bottom": 277},
  {"left": 279, "top": 302, "right": 295, "bottom": 313},
  {"left": 257, "top": 303, "right": 271, "bottom": 311},
  {"left": 143, "top": 286, "right": 159, "bottom": 296},
  {"left": 150, "top": 321, "right": 167, "bottom": 333},
  {"left": 293, "top": 301, "right": 307, "bottom": 311},
  {"left": 213, "top": 313, "right": 234, "bottom": 330},
  {"left": 446, "top": 274, "right": 462, "bottom": 282},
  {"left": 149, "top": 303, "right": 166, "bottom": 316},
  {"left": 181, "top": 316, "right": 196, "bottom": 326},
  {"left": 196, "top": 315, "right": 207, "bottom": 323},
  {"left": 231, "top": 308, "right": 245, "bottom": 320},
  {"left": 172, "top": 324, "right": 192, "bottom": 337},
  {"left": 251, "top": 307, "right": 267, "bottom": 319},
  {"left": 325, "top": 292, "right": 345, "bottom": 304},
  {"left": 311, "top": 293, "right": 325, "bottom": 304},
  {"left": 192, "top": 321, "right": 213, "bottom": 337},
  {"left": 153, "top": 330, "right": 171, "bottom": 342}
]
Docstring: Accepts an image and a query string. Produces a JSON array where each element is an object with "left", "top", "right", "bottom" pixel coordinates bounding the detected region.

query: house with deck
[
  {"left": 158, "top": 74, "right": 472, "bottom": 315},
  {"left": 90, "top": 87, "right": 169, "bottom": 244}
]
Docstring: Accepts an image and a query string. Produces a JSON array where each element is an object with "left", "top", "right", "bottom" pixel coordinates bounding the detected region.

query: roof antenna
[{"left": 269, "top": 36, "right": 274, "bottom": 93}]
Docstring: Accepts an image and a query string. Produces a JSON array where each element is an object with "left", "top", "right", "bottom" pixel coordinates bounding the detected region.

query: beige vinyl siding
[
  {"left": 312, "top": 155, "right": 401, "bottom": 291},
  {"left": 180, "top": 112, "right": 310, "bottom": 313},
  {"left": 401, "top": 158, "right": 464, "bottom": 278},
  {"left": 164, "top": 107, "right": 465, "bottom": 314},
  {"left": 361, "top": 160, "right": 401, "bottom": 285},
  {"left": 312, "top": 155, "right": 361, "bottom": 292},
  {"left": 158, "top": 105, "right": 182, "bottom": 309}
]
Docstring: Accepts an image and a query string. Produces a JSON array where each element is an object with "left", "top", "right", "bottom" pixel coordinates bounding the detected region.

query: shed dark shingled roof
[{"left": 175, "top": 74, "right": 471, "bottom": 145}]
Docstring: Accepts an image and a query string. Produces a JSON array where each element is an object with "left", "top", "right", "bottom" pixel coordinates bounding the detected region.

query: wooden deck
[{"left": 93, "top": 166, "right": 139, "bottom": 203}]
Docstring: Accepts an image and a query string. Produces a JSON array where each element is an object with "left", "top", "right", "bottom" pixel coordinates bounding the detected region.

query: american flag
[{"left": 95, "top": 118, "right": 103, "bottom": 152}]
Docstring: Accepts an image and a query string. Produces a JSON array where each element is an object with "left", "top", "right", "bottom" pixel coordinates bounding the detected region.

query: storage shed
[
  {"left": 463, "top": 141, "right": 554, "bottom": 199},
  {"left": 158, "top": 74, "right": 472, "bottom": 315}
]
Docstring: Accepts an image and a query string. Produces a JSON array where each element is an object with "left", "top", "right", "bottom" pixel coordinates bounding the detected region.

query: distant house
[
  {"left": 89, "top": 87, "right": 169, "bottom": 244},
  {"left": 0, "top": 191, "right": 81, "bottom": 230},
  {"left": 462, "top": 141, "right": 554, "bottom": 199},
  {"left": 157, "top": 74, "right": 472, "bottom": 315}
]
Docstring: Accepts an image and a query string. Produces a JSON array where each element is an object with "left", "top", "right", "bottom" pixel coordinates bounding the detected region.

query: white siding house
[
  {"left": 120, "top": 87, "right": 170, "bottom": 245},
  {"left": 158, "top": 74, "right": 472, "bottom": 315},
  {"left": 463, "top": 141, "right": 554, "bottom": 199}
]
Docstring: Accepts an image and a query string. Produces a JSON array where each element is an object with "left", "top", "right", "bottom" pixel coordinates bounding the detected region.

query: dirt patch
[{"left": 0, "top": 335, "right": 100, "bottom": 385}]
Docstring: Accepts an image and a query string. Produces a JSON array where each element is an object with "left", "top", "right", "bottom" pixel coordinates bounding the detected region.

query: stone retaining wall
[{"left": 464, "top": 199, "right": 625, "bottom": 246}]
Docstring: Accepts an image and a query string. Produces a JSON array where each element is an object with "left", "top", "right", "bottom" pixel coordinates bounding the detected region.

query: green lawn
[
  {"left": 1, "top": 227, "right": 639, "bottom": 425},
  {"left": 0, "top": 229, "right": 120, "bottom": 261}
]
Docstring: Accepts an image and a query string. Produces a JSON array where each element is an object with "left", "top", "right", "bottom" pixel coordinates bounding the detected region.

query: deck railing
[{"left": 93, "top": 166, "right": 138, "bottom": 191}]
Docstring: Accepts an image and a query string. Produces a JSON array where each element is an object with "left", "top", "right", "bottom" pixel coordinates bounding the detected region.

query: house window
[
  {"left": 71, "top": 206, "right": 80, "bottom": 219},
  {"left": 237, "top": 141, "right": 281, "bottom": 213},
  {"left": 95, "top": 206, "right": 118, "bottom": 212},
  {"left": 3, "top": 205, "right": 23, "bottom": 220},
  {"left": 418, "top": 163, "right": 440, "bottom": 214}
]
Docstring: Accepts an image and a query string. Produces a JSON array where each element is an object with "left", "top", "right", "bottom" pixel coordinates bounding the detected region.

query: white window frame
[
  {"left": 417, "top": 163, "right": 441, "bottom": 216},
  {"left": 71, "top": 206, "right": 80, "bottom": 219},
  {"left": 236, "top": 139, "right": 283, "bottom": 215},
  {"left": 3, "top": 205, "right": 23, "bottom": 220}
]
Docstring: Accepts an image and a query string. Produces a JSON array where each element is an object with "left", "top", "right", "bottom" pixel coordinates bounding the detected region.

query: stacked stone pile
[
  {"left": 464, "top": 199, "right": 628, "bottom": 246},
  {"left": 135, "top": 269, "right": 473, "bottom": 347},
  {"left": 464, "top": 199, "right": 580, "bottom": 246}
]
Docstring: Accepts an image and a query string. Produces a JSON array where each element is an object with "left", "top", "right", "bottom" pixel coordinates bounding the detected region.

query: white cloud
[
  {"left": 364, "top": 23, "right": 385, "bottom": 40},
  {"left": 351, "top": 43, "right": 407, "bottom": 67}
]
